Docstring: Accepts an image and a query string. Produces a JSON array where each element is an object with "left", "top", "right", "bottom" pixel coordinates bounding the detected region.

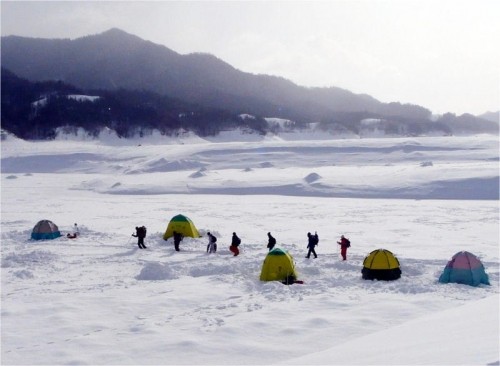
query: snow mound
[
  {"left": 260, "top": 162, "right": 274, "bottom": 168},
  {"left": 136, "top": 262, "right": 179, "bottom": 281},
  {"left": 304, "top": 172, "right": 322, "bottom": 183},
  {"left": 190, "top": 167, "right": 207, "bottom": 178},
  {"left": 420, "top": 161, "right": 434, "bottom": 167}
]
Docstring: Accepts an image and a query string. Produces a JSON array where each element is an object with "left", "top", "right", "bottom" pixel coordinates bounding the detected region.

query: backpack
[
  {"left": 345, "top": 239, "right": 350, "bottom": 247},
  {"left": 212, "top": 235, "right": 217, "bottom": 243},
  {"left": 235, "top": 237, "right": 241, "bottom": 246},
  {"left": 313, "top": 234, "right": 319, "bottom": 245}
]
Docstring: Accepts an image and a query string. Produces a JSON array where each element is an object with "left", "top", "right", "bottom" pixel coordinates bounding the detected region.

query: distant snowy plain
[{"left": 1, "top": 129, "right": 499, "bottom": 365}]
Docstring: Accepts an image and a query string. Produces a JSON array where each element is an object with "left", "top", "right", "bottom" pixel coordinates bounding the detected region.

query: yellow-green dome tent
[
  {"left": 260, "top": 248, "right": 297, "bottom": 282},
  {"left": 361, "top": 248, "right": 402, "bottom": 281},
  {"left": 163, "top": 214, "right": 200, "bottom": 240}
]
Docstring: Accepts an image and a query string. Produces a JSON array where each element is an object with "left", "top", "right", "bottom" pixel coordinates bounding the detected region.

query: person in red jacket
[
  {"left": 337, "top": 235, "right": 350, "bottom": 261},
  {"left": 229, "top": 232, "right": 241, "bottom": 256}
]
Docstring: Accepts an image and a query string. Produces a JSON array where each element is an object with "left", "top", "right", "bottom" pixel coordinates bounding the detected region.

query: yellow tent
[
  {"left": 260, "top": 248, "right": 297, "bottom": 282},
  {"left": 163, "top": 214, "right": 200, "bottom": 240},
  {"left": 362, "top": 248, "right": 401, "bottom": 281}
]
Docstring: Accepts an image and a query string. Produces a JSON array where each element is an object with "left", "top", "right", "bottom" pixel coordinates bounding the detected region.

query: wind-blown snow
[{"left": 1, "top": 132, "right": 499, "bottom": 365}]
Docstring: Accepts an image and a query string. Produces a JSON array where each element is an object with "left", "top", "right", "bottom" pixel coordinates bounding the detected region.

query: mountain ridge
[
  {"left": 1, "top": 28, "right": 430, "bottom": 121},
  {"left": 2, "top": 28, "right": 497, "bottom": 139}
]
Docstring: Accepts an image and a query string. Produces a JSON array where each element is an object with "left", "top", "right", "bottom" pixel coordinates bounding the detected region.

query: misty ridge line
[{"left": 1, "top": 28, "right": 498, "bottom": 140}]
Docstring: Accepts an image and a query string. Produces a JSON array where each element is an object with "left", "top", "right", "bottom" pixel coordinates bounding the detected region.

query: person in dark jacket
[
  {"left": 306, "top": 231, "right": 319, "bottom": 258},
  {"left": 173, "top": 231, "right": 183, "bottom": 252},
  {"left": 337, "top": 235, "right": 350, "bottom": 260},
  {"left": 132, "top": 226, "right": 147, "bottom": 249},
  {"left": 207, "top": 232, "right": 217, "bottom": 253},
  {"left": 229, "top": 232, "right": 241, "bottom": 256},
  {"left": 267, "top": 232, "right": 276, "bottom": 251}
]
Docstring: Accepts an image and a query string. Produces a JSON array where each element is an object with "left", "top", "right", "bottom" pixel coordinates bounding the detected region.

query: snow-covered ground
[{"left": 1, "top": 131, "right": 499, "bottom": 365}]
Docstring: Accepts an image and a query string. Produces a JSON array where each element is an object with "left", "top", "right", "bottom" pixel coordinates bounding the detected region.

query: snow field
[{"left": 1, "top": 133, "right": 499, "bottom": 365}]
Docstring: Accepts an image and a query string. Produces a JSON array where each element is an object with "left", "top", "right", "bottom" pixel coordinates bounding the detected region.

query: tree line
[
  {"left": 1, "top": 68, "right": 267, "bottom": 139},
  {"left": 2, "top": 68, "right": 497, "bottom": 140}
]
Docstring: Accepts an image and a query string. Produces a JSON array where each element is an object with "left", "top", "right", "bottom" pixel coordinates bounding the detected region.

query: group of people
[
  {"left": 205, "top": 231, "right": 242, "bottom": 256},
  {"left": 132, "top": 227, "right": 242, "bottom": 256},
  {"left": 294, "top": 231, "right": 350, "bottom": 260},
  {"left": 132, "top": 226, "right": 350, "bottom": 260},
  {"left": 268, "top": 231, "right": 350, "bottom": 260}
]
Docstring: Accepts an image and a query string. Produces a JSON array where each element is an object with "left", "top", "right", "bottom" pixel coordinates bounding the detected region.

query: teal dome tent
[
  {"left": 439, "top": 251, "right": 490, "bottom": 287},
  {"left": 31, "top": 220, "right": 61, "bottom": 240}
]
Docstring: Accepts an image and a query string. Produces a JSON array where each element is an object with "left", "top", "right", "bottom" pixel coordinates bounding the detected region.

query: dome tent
[
  {"left": 260, "top": 248, "right": 298, "bottom": 283},
  {"left": 31, "top": 219, "right": 61, "bottom": 240},
  {"left": 163, "top": 214, "right": 200, "bottom": 240},
  {"left": 362, "top": 249, "right": 402, "bottom": 281},
  {"left": 438, "top": 251, "right": 490, "bottom": 287}
]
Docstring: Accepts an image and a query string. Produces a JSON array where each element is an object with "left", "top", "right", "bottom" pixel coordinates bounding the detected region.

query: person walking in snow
[
  {"left": 132, "top": 226, "right": 147, "bottom": 249},
  {"left": 229, "top": 232, "right": 241, "bottom": 256},
  {"left": 173, "top": 231, "right": 183, "bottom": 252},
  {"left": 207, "top": 232, "right": 217, "bottom": 253},
  {"left": 306, "top": 231, "right": 319, "bottom": 258},
  {"left": 337, "top": 235, "right": 350, "bottom": 261},
  {"left": 267, "top": 232, "right": 276, "bottom": 251}
]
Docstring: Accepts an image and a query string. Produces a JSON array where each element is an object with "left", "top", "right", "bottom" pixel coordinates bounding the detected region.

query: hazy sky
[{"left": 2, "top": 0, "right": 499, "bottom": 115}]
